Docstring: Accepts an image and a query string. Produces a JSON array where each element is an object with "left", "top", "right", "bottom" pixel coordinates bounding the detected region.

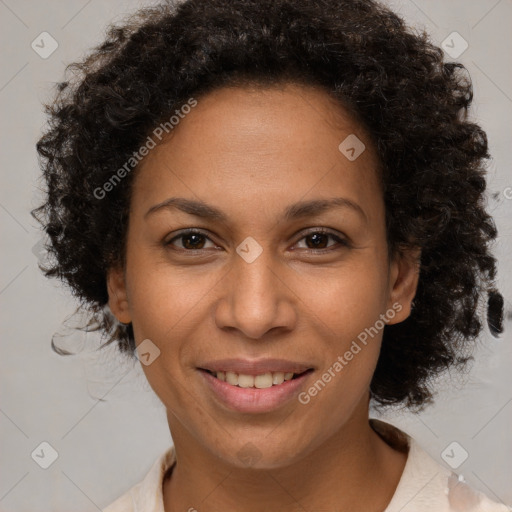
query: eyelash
[{"left": 164, "top": 228, "right": 348, "bottom": 254}]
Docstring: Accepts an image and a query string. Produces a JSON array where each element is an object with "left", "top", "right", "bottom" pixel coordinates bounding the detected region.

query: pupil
[
  {"left": 307, "top": 233, "right": 328, "bottom": 249},
  {"left": 184, "top": 234, "right": 204, "bottom": 249}
]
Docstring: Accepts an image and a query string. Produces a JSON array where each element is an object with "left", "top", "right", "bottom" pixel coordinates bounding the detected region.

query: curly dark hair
[{"left": 32, "top": 0, "right": 504, "bottom": 410}]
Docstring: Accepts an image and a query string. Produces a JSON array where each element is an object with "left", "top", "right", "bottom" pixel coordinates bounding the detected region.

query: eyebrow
[{"left": 145, "top": 196, "right": 367, "bottom": 223}]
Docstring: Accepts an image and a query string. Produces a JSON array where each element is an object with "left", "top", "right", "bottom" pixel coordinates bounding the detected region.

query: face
[{"left": 108, "top": 83, "right": 419, "bottom": 469}]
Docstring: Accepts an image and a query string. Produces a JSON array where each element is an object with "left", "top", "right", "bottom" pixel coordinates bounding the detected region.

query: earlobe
[
  {"left": 106, "top": 266, "right": 132, "bottom": 324},
  {"left": 386, "top": 247, "right": 421, "bottom": 325}
]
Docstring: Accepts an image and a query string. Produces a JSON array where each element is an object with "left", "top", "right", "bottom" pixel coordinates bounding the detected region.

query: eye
[
  {"left": 165, "top": 229, "right": 217, "bottom": 251},
  {"left": 294, "top": 229, "right": 348, "bottom": 252},
  {"left": 164, "top": 228, "right": 348, "bottom": 254}
]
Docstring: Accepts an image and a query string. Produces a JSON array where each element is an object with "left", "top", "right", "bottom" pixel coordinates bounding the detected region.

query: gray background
[{"left": 0, "top": 0, "right": 511, "bottom": 510}]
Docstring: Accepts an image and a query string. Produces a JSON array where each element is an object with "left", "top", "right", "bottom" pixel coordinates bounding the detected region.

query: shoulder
[
  {"left": 370, "top": 419, "right": 511, "bottom": 512},
  {"left": 103, "top": 491, "right": 135, "bottom": 512},
  {"left": 102, "top": 446, "right": 176, "bottom": 512}
]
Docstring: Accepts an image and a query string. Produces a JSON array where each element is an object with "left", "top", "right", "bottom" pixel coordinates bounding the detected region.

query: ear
[
  {"left": 386, "top": 246, "right": 421, "bottom": 325},
  {"left": 106, "top": 266, "right": 132, "bottom": 324}
]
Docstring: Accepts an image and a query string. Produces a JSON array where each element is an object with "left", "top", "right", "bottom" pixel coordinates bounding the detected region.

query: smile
[
  {"left": 199, "top": 368, "right": 314, "bottom": 413},
  {"left": 204, "top": 369, "right": 309, "bottom": 388}
]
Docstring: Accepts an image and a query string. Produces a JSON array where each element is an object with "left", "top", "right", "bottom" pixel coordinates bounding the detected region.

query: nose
[{"left": 214, "top": 245, "right": 297, "bottom": 340}]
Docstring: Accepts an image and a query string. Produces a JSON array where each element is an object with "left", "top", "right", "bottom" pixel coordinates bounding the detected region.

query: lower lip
[{"left": 199, "top": 369, "right": 313, "bottom": 413}]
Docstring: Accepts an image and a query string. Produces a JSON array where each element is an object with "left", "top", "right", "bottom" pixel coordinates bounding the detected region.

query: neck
[{"left": 163, "top": 400, "right": 407, "bottom": 512}]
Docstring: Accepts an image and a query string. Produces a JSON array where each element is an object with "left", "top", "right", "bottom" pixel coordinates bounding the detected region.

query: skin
[{"left": 108, "top": 83, "right": 421, "bottom": 511}]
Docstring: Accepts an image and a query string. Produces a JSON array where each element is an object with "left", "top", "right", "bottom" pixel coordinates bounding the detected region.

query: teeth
[
  {"left": 238, "top": 374, "right": 256, "bottom": 388},
  {"left": 272, "top": 372, "right": 285, "bottom": 385},
  {"left": 214, "top": 370, "right": 298, "bottom": 388},
  {"left": 255, "top": 373, "right": 274, "bottom": 388},
  {"left": 225, "top": 371, "right": 238, "bottom": 386}
]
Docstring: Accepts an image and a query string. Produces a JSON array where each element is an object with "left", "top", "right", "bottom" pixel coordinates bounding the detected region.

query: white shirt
[{"left": 103, "top": 419, "right": 510, "bottom": 511}]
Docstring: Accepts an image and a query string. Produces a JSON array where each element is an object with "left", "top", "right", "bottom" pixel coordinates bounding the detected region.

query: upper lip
[{"left": 198, "top": 358, "right": 314, "bottom": 375}]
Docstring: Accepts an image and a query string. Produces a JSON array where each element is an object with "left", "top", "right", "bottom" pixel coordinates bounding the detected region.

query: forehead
[{"left": 131, "top": 83, "right": 383, "bottom": 225}]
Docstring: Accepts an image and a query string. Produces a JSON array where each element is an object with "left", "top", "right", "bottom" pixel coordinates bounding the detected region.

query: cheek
[
  {"left": 128, "top": 261, "right": 202, "bottom": 406},
  {"left": 126, "top": 253, "right": 217, "bottom": 341},
  {"left": 299, "top": 258, "right": 388, "bottom": 342},
  {"left": 124, "top": 250, "right": 219, "bottom": 398},
  {"left": 296, "top": 259, "right": 388, "bottom": 403}
]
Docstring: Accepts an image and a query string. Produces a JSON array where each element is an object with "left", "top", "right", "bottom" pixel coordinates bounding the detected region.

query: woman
[{"left": 33, "top": 0, "right": 509, "bottom": 510}]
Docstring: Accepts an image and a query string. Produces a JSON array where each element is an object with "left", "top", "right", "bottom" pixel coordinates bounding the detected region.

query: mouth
[
  {"left": 199, "top": 368, "right": 313, "bottom": 388},
  {"left": 198, "top": 367, "right": 314, "bottom": 413}
]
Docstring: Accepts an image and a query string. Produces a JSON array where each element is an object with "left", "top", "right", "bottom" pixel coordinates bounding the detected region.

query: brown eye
[
  {"left": 166, "top": 230, "right": 216, "bottom": 250},
  {"left": 181, "top": 233, "right": 206, "bottom": 249},
  {"left": 305, "top": 233, "right": 330, "bottom": 249},
  {"left": 295, "top": 230, "right": 348, "bottom": 252}
]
